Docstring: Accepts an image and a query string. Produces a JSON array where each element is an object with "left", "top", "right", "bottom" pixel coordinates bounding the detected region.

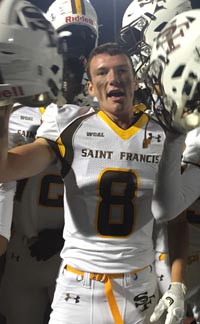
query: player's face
[{"left": 88, "top": 53, "right": 137, "bottom": 118}]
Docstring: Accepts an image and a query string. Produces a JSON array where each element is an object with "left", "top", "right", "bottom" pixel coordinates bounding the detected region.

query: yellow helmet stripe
[{"left": 71, "top": 0, "right": 85, "bottom": 15}]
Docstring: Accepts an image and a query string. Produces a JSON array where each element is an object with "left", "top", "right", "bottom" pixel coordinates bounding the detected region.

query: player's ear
[{"left": 87, "top": 81, "right": 95, "bottom": 97}]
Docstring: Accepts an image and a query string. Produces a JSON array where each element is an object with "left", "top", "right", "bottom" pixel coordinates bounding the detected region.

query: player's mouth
[{"left": 107, "top": 90, "right": 125, "bottom": 102}]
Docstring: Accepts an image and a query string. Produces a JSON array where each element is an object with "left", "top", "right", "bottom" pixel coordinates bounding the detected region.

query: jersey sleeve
[
  {"left": 183, "top": 127, "right": 200, "bottom": 164},
  {"left": 152, "top": 131, "right": 187, "bottom": 221},
  {"left": 37, "top": 103, "right": 94, "bottom": 141},
  {"left": 0, "top": 182, "right": 16, "bottom": 240},
  {"left": 36, "top": 103, "right": 95, "bottom": 162}
]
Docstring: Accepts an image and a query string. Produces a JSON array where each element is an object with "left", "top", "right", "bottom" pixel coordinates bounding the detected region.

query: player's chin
[{"left": 107, "top": 98, "right": 125, "bottom": 110}]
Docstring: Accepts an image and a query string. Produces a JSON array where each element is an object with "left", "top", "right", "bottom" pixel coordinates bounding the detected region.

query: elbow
[{"left": 152, "top": 200, "right": 181, "bottom": 222}]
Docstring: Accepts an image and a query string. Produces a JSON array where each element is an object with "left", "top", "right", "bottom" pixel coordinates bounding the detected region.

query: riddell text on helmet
[
  {"left": 0, "top": 86, "right": 25, "bottom": 99},
  {"left": 65, "top": 15, "right": 94, "bottom": 26}
]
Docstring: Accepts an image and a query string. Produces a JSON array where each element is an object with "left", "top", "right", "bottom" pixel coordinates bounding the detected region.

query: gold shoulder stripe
[
  {"left": 98, "top": 110, "right": 148, "bottom": 140},
  {"left": 56, "top": 137, "right": 66, "bottom": 158},
  {"left": 71, "top": 0, "right": 85, "bottom": 15}
]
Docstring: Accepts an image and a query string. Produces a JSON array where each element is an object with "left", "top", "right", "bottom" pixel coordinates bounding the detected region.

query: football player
[
  {"left": 147, "top": 8, "right": 200, "bottom": 324},
  {"left": 119, "top": 1, "right": 192, "bottom": 323},
  {"left": 0, "top": 35, "right": 168, "bottom": 323},
  {"left": 0, "top": 105, "right": 65, "bottom": 324},
  {"left": 46, "top": 0, "right": 99, "bottom": 108},
  {"left": 0, "top": 0, "right": 64, "bottom": 323},
  {"left": 0, "top": 0, "right": 62, "bottom": 254}
]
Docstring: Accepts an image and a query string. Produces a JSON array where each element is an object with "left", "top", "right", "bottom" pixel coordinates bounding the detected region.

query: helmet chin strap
[
  {"left": 62, "top": 56, "right": 85, "bottom": 103},
  {"left": 57, "top": 34, "right": 86, "bottom": 103}
]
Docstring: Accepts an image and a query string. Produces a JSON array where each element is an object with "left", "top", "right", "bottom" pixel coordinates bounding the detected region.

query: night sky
[{"left": 31, "top": 0, "right": 200, "bottom": 44}]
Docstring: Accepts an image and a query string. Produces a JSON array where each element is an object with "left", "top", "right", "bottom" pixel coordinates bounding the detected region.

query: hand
[
  {"left": 28, "top": 228, "right": 64, "bottom": 261},
  {"left": 150, "top": 282, "right": 187, "bottom": 324}
]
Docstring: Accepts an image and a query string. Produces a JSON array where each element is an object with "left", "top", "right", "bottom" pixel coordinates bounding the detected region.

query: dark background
[{"left": 31, "top": 0, "right": 200, "bottom": 44}]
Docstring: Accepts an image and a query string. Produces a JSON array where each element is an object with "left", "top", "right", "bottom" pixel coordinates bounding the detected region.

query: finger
[{"left": 150, "top": 300, "right": 166, "bottom": 322}]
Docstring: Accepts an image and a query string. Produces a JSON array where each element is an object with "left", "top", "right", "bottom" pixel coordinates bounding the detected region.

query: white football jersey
[
  {"left": 183, "top": 127, "right": 200, "bottom": 164},
  {"left": 0, "top": 182, "right": 16, "bottom": 240},
  {"left": 9, "top": 106, "right": 64, "bottom": 238},
  {"left": 153, "top": 221, "right": 168, "bottom": 253},
  {"left": 37, "top": 104, "right": 165, "bottom": 273}
]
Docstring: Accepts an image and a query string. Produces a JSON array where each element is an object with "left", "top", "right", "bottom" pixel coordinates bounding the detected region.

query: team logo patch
[{"left": 134, "top": 291, "right": 156, "bottom": 311}]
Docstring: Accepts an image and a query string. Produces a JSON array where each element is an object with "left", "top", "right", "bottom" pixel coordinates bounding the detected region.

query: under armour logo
[
  {"left": 158, "top": 274, "right": 164, "bottom": 281},
  {"left": 148, "top": 133, "right": 161, "bottom": 142},
  {"left": 65, "top": 293, "right": 80, "bottom": 304}
]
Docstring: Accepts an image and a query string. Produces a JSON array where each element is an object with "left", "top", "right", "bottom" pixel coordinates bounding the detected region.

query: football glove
[
  {"left": 28, "top": 228, "right": 64, "bottom": 261},
  {"left": 150, "top": 282, "right": 187, "bottom": 324}
]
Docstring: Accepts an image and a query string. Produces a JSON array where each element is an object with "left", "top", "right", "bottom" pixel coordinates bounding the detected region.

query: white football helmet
[
  {"left": 0, "top": 0, "right": 63, "bottom": 106},
  {"left": 46, "top": 0, "right": 98, "bottom": 60},
  {"left": 46, "top": 0, "right": 98, "bottom": 103},
  {"left": 148, "top": 9, "right": 200, "bottom": 132},
  {"left": 119, "top": 0, "right": 191, "bottom": 78}
]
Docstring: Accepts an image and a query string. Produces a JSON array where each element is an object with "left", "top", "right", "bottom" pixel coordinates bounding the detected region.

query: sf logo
[
  {"left": 134, "top": 292, "right": 156, "bottom": 311},
  {"left": 156, "top": 17, "right": 191, "bottom": 55},
  {"left": 138, "top": 0, "right": 166, "bottom": 9}
]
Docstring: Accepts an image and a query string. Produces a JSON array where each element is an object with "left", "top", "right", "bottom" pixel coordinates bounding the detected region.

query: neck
[{"left": 105, "top": 111, "right": 135, "bottom": 129}]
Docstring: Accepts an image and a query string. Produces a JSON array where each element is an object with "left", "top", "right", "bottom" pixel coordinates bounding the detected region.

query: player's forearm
[
  {"left": 0, "top": 139, "right": 56, "bottom": 182},
  {"left": 168, "top": 212, "right": 189, "bottom": 284},
  {"left": 152, "top": 131, "right": 186, "bottom": 221}
]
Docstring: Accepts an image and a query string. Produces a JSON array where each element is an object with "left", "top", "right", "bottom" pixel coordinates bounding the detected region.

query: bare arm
[
  {"left": 0, "top": 102, "right": 56, "bottom": 182},
  {"left": 168, "top": 211, "right": 188, "bottom": 284},
  {"left": 0, "top": 138, "right": 56, "bottom": 182}
]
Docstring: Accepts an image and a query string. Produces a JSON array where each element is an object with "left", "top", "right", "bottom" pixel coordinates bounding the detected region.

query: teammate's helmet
[
  {"left": 0, "top": 0, "right": 63, "bottom": 106},
  {"left": 119, "top": 0, "right": 191, "bottom": 77},
  {"left": 46, "top": 0, "right": 98, "bottom": 104},
  {"left": 148, "top": 9, "right": 200, "bottom": 132},
  {"left": 46, "top": 0, "right": 98, "bottom": 60}
]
